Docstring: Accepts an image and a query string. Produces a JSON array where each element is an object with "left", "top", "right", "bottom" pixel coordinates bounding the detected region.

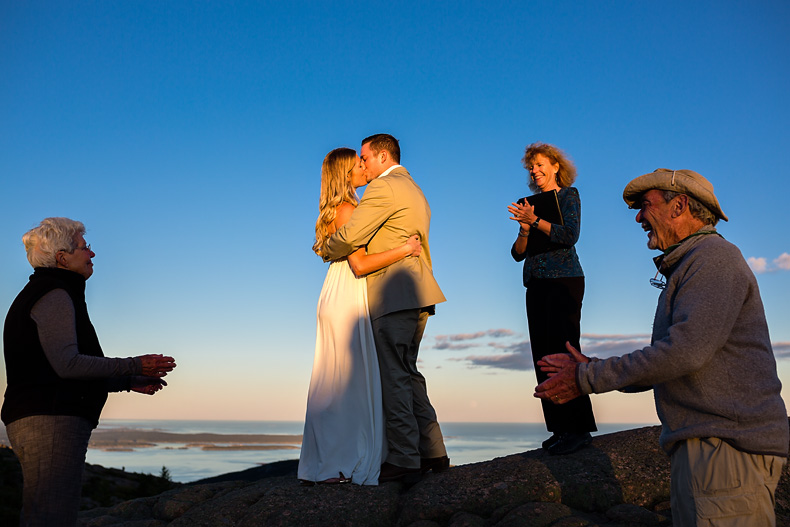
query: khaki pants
[{"left": 671, "top": 437, "right": 785, "bottom": 527}]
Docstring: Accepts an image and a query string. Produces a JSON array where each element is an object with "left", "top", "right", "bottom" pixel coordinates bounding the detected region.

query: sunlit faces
[
  {"left": 527, "top": 153, "right": 560, "bottom": 192},
  {"left": 58, "top": 233, "right": 95, "bottom": 279},
  {"left": 360, "top": 142, "right": 386, "bottom": 183},
  {"left": 348, "top": 155, "right": 367, "bottom": 189},
  {"left": 635, "top": 189, "right": 679, "bottom": 251}
]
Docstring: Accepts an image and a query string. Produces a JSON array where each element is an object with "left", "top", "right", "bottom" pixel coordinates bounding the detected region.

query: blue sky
[{"left": 2, "top": 0, "right": 788, "bottom": 424}]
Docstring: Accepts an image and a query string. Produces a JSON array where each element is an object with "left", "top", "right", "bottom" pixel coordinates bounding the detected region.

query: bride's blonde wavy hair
[{"left": 313, "top": 147, "right": 359, "bottom": 256}]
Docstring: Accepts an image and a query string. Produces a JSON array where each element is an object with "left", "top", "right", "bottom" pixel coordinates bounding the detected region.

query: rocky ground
[
  {"left": 78, "top": 424, "right": 790, "bottom": 526},
  {"left": 2, "top": 424, "right": 789, "bottom": 526}
]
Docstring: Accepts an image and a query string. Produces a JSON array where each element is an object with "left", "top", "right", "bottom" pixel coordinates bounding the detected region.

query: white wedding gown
[{"left": 298, "top": 260, "right": 385, "bottom": 485}]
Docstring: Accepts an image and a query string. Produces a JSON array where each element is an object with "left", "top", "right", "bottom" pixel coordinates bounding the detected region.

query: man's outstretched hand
[{"left": 534, "top": 341, "right": 589, "bottom": 405}]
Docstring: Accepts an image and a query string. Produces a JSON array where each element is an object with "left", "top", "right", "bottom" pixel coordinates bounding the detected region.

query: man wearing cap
[{"left": 534, "top": 169, "right": 788, "bottom": 526}]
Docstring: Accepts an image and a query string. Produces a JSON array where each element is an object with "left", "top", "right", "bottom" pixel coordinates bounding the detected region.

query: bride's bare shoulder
[{"left": 334, "top": 201, "right": 357, "bottom": 229}]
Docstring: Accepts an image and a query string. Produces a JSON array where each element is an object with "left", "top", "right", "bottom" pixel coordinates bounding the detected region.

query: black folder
[{"left": 516, "top": 190, "right": 564, "bottom": 256}]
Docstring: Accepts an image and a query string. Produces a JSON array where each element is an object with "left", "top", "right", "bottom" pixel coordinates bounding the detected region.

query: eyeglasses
[
  {"left": 650, "top": 269, "right": 666, "bottom": 290},
  {"left": 63, "top": 244, "right": 91, "bottom": 253}
]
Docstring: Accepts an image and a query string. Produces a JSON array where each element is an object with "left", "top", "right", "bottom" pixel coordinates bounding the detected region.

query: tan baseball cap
[{"left": 623, "top": 168, "right": 728, "bottom": 222}]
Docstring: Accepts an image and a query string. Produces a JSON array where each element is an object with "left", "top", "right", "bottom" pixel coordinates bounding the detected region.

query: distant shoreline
[
  {"left": 87, "top": 428, "right": 303, "bottom": 451},
  {"left": 0, "top": 421, "right": 661, "bottom": 482},
  {"left": 0, "top": 427, "right": 303, "bottom": 452},
  {"left": 0, "top": 421, "right": 659, "bottom": 457}
]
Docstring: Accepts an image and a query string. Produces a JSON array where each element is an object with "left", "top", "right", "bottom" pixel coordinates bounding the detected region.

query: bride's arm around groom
[{"left": 322, "top": 142, "right": 445, "bottom": 321}]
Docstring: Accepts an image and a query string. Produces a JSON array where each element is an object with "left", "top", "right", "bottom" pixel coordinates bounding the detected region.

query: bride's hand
[{"left": 405, "top": 234, "right": 422, "bottom": 257}]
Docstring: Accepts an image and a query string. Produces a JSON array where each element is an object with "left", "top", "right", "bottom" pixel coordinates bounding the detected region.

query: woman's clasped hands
[
  {"left": 139, "top": 353, "right": 177, "bottom": 377},
  {"left": 135, "top": 354, "right": 177, "bottom": 395},
  {"left": 508, "top": 200, "right": 538, "bottom": 230}
]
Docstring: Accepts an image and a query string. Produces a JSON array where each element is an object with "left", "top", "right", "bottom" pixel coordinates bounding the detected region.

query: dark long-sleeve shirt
[
  {"left": 31, "top": 289, "right": 141, "bottom": 391},
  {"left": 511, "top": 186, "right": 584, "bottom": 285}
]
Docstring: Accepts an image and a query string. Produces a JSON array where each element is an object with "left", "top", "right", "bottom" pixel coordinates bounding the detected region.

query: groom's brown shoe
[
  {"left": 420, "top": 455, "right": 450, "bottom": 474},
  {"left": 379, "top": 462, "right": 421, "bottom": 483}
]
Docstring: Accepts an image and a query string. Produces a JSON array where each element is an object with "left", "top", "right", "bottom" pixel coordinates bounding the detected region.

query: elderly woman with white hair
[{"left": 2, "top": 217, "right": 177, "bottom": 527}]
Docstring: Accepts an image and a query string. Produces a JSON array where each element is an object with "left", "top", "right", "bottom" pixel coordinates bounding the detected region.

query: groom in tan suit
[{"left": 323, "top": 133, "right": 448, "bottom": 482}]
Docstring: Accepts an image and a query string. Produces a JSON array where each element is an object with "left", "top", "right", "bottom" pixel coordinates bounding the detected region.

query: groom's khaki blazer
[{"left": 323, "top": 166, "right": 446, "bottom": 320}]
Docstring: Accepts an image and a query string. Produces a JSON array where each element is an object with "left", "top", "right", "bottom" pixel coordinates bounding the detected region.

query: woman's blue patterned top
[{"left": 511, "top": 186, "right": 584, "bottom": 285}]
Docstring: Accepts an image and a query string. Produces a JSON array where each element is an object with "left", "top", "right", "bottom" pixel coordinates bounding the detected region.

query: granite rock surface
[{"left": 74, "top": 424, "right": 790, "bottom": 526}]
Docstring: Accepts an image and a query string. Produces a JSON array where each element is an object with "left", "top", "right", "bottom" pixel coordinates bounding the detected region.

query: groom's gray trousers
[{"left": 372, "top": 308, "right": 447, "bottom": 469}]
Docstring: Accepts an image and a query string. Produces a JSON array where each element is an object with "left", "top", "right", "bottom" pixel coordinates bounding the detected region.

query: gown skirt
[{"left": 297, "top": 260, "right": 385, "bottom": 485}]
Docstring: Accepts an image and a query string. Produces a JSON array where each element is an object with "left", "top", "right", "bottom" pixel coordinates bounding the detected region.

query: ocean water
[{"left": 78, "top": 420, "right": 654, "bottom": 483}]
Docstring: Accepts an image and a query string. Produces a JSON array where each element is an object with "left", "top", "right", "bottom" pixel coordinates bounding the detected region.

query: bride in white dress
[{"left": 298, "top": 147, "right": 422, "bottom": 485}]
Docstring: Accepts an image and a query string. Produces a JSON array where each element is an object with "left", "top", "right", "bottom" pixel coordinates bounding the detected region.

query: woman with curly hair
[
  {"left": 507, "top": 142, "right": 597, "bottom": 455},
  {"left": 298, "top": 147, "right": 422, "bottom": 485}
]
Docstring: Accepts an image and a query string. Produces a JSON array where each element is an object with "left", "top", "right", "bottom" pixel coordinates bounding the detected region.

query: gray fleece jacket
[{"left": 577, "top": 227, "right": 788, "bottom": 457}]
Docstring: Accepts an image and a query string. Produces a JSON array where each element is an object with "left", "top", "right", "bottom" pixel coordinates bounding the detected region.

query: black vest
[{"left": 2, "top": 267, "right": 108, "bottom": 427}]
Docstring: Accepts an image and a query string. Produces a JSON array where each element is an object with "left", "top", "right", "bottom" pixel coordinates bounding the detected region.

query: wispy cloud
[
  {"left": 581, "top": 334, "right": 652, "bottom": 359},
  {"left": 748, "top": 252, "right": 790, "bottom": 274},
  {"left": 775, "top": 253, "right": 790, "bottom": 270},
  {"left": 452, "top": 351, "right": 532, "bottom": 370},
  {"left": 432, "top": 341, "right": 479, "bottom": 351},
  {"left": 773, "top": 342, "right": 790, "bottom": 360},
  {"left": 432, "top": 329, "right": 517, "bottom": 350},
  {"left": 453, "top": 339, "right": 533, "bottom": 371},
  {"left": 748, "top": 257, "right": 768, "bottom": 273},
  {"left": 428, "top": 331, "right": 653, "bottom": 372},
  {"left": 429, "top": 328, "right": 790, "bottom": 372},
  {"left": 434, "top": 329, "right": 514, "bottom": 343}
]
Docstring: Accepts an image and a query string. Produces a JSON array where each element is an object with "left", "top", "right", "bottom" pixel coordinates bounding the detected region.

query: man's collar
[
  {"left": 653, "top": 225, "right": 721, "bottom": 272},
  {"left": 379, "top": 164, "right": 402, "bottom": 178},
  {"left": 662, "top": 225, "right": 720, "bottom": 257}
]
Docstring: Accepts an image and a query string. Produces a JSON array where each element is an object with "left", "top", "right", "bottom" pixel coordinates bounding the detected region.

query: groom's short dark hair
[{"left": 362, "top": 133, "right": 400, "bottom": 164}]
